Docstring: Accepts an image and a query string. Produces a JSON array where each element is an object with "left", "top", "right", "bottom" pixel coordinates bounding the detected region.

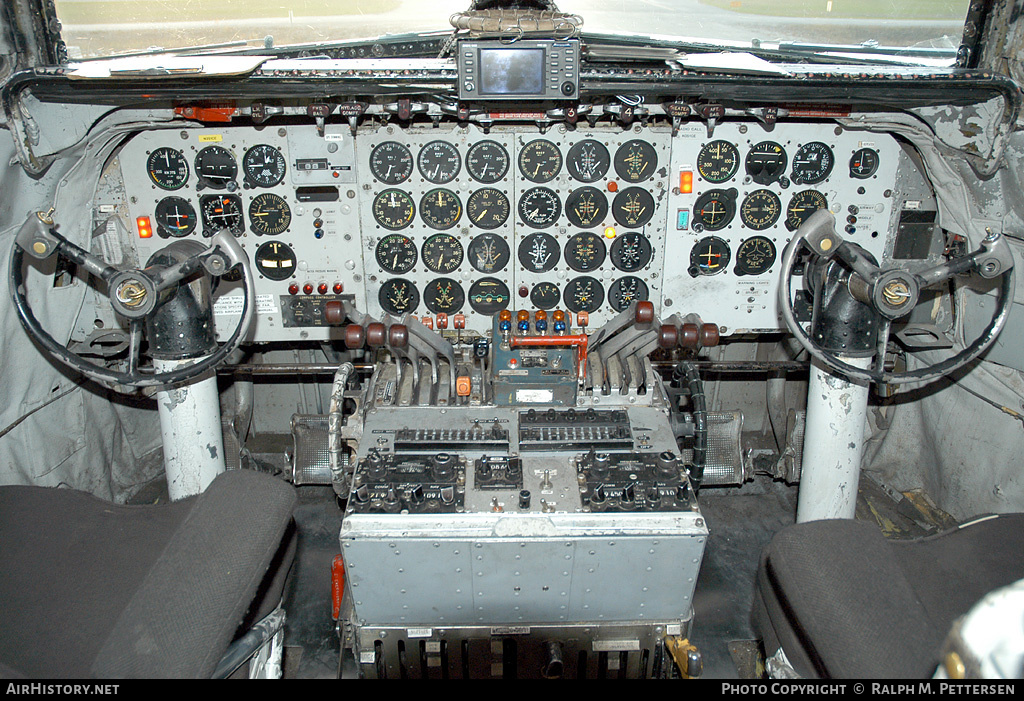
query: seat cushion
[
  {"left": 0, "top": 469, "right": 296, "bottom": 678},
  {"left": 754, "top": 514, "right": 1024, "bottom": 678}
]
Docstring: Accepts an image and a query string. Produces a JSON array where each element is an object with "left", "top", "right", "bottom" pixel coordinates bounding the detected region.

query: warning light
[
  {"left": 680, "top": 170, "right": 694, "bottom": 194},
  {"left": 604, "top": 226, "right": 617, "bottom": 239},
  {"left": 607, "top": 181, "right": 618, "bottom": 193},
  {"left": 136, "top": 216, "right": 153, "bottom": 239}
]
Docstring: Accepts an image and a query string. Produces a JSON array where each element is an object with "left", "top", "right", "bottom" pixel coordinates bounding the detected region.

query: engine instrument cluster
[{"left": 114, "top": 120, "right": 901, "bottom": 342}]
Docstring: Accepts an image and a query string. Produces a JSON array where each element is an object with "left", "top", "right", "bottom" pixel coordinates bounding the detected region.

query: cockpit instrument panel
[{"left": 114, "top": 119, "right": 901, "bottom": 342}]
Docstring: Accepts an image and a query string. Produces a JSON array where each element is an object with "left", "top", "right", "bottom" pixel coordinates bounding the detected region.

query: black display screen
[{"left": 478, "top": 48, "right": 545, "bottom": 95}]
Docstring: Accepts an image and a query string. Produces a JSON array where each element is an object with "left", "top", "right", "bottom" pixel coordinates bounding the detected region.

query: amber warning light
[
  {"left": 679, "top": 170, "right": 694, "bottom": 194},
  {"left": 136, "top": 216, "right": 153, "bottom": 238}
]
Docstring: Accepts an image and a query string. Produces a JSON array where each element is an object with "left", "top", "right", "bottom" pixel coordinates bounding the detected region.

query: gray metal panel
[{"left": 345, "top": 538, "right": 474, "bottom": 625}]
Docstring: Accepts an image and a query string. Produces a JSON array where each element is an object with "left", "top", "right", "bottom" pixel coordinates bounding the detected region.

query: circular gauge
[
  {"left": 242, "top": 144, "right": 286, "bottom": 188},
  {"left": 563, "top": 276, "right": 605, "bottom": 314},
  {"left": 467, "top": 233, "right": 510, "bottom": 274},
  {"left": 422, "top": 233, "right": 464, "bottom": 273},
  {"left": 466, "top": 141, "right": 509, "bottom": 183},
  {"left": 850, "top": 148, "right": 879, "bottom": 179},
  {"left": 565, "top": 187, "right": 609, "bottom": 229},
  {"left": 468, "top": 278, "right": 511, "bottom": 315},
  {"left": 566, "top": 140, "right": 610, "bottom": 182},
  {"left": 693, "top": 189, "right": 736, "bottom": 231},
  {"left": 147, "top": 147, "right": 189, "bottom": 190},
  {"left": 608, "top": 276, "right": 649, "bottom": 312},
  {"left": 254, "top": 241, "right": 297, "bottom": 281},
  {"left": 612, "top": 187, "right": 655, "bottom": 228},
  {"left": 372, "top": 189, "right": 415, "bottom": 230},
  {"left": 379, "top": 278, "right": 419, "bottom": 315},
  {"left": 194, "top": 146, "right": 237, "bottom": 189},
  {"left": 689, "top": 236, "right": 731, "bottom": 276},
  {"left": 248, "top": 193, "right": 291, "bottom": 236},
  {"left": 530, "top": 282, "right": 561, "bottom": 310},
  {"left": 697, "top": 141, "right": 740, "bottom": 183},
  {"left": 518, "top": 187, "right": 561, "bottom": 229},
  {"left": 518, "top": 140, "right": 562, "bottom": 183},
  {"left": 614, "top": 140, "right": 658, "bottom": 183},
  {"left": 786, "top": 190, "right": 828, "bottom": 231},
  {"left": 375, "top": 234, "right": 418, "bottom": 274},
  {"left": 423, "top": 278, "right": 466, "bottom": 314},
  {"left": 466, "top": 188, "right": 510, "bottom": 230},
  {"left": 369, "top": 141, "right": 413, "bottom": 184},
  {"left": 419, "top": 188, "right": 462, "bottom": 230},
  {"left": 564, "top": 232, "right": 607, "bottom": 272},
  {"left": 735, "top": 236, "right": 777, "bottom": 276},
  {"left": 417, "top": 141, "right": 461, "bottom": 184},
  {"left": 791, "top": 142, "right": 834, "bottom": 185},
  {"left": 745, "top": 141, "right": 787, "bottom": 185},
  {"left": 609, "top": 232, "right": 653, "bottom": 272},
  {"left": 200, "top": 194, "right": 245, "bottom": 236},
  {"left": 518, "top": 233, "right": 560, "bottom": 273},
  {"left": 740, "top": 189, "right": 782, "bottom": 230},
  {"left": 154, "top": 197, "right": 197, "bottom": 238}
]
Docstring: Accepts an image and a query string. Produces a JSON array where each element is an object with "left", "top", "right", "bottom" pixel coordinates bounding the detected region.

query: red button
[
  {"left": 317, "top": 282, "right": 328, "bottom": 295},
  {"left": 333, "top": 282, "right": 343, "bottom": 294},
  {"left": 303, "top": 283, "right": 314, "bottom": 295},
  {"left": 288, "top": 283, "right": 300, "bottom": 295}
]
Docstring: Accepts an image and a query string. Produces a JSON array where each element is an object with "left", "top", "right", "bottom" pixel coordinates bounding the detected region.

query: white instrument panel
[{"left": 114, "top": 121, "right": 900, "bottom": 342}]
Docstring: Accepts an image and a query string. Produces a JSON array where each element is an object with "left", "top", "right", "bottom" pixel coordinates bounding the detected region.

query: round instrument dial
[
  {"left": 518, "top": 140, "right": 562, "bottom": 183},
  {"left": 467, "top": 233, "right": 511, "bottom": 274},
  {"left": 689, "top": 236, "right": 731, "bottom": 276},
  {"left": 468, "top": 278, "right": 511, "bottom": 315},
  {"left": 530, "top": 282, "right": 561, "bottom": 310},
  {"left": 564, "top": 232, "right": 607, "bottom": 272},
  {"left": 518, "top": 233, "right": 560, "bottom": 273},
  {"left": 791, "top": 142, "right": 834, "bottom": 184},
  {"left": 248, "top": 193, "right": 291, "bottom": 236},
  {"left": 242, "top": 144, "right": 286, "bottom": 188},
  {"left": 786, "top": 190, "right": 829, "bottom": 231},
  {"left": 612, "top": 187, "right": 655, "bottom": 228},
  {"left": 608, "top": 276, "right": 649, "bottom": 312},
  {"left": 850, "top": 148, "right": 879, "bottom": 179},
  {"left": 423, "top": 278, "right": 466, "bottom": 314},
  {"left": 379, "top": 278, "right": 419, "bottom": 315},
  {"left": 375, "top": 234, "right": 418, "bottom": 274},
  {"left": 369, "top": 141, "right": 414, "bottom": 184},
  {"left": 154, "top": 197, "right": 197, "bottom": 238},
  {"left": 194, "top": 146, "right": 237, "bottom": 190},
  {"left": 565, "top": 187, "right": 609, "bottom": 229},
  {"left": 417, "top": 141, "right": 461, "bottom": 184},
  {"left": 745, "top": 141, "right": 787, "bottom": 185},
  {"left": 518, "top": 187, "right": 561, "bottom": 229},
  {"left": 735, "top": 236, "right": 777, "bottom": 276},
  {"left": 200, "top": 194, "right": 245, "bottom": 236},
  {"left": 739, "top": 189, "right": 782, "bottom": 230},
  {"left": 609, "top": 232, "right": 653, "bottom": 272},
  {"left": 254, "top": 241, "right": 297, "bottom": 281},
  {"left": 147, "top": 147, "right": 189, "bottom": 190},
  {"left": 697, "top": 140, "right": 740, "bottom": 183},
  {"left": 421, "top": 233, "right": 464, "bottom": 273},
  {"left": 419, "top": 188, "right": 462, "bottom": 230},
  {"left": 466, "top": 140, "right": 509, "bottom": 183},
  {"left": 614, "top": 140, "right": 658, "bottom": 183},
  {"left": 563, "top": 276, "right": 605, "bottom": 314},
  {"left": 566, "top": 139, "right": 610, "bottom": 182},
  {"left": 466, "top": 188, "right": 510, "bottom": 230},
  {"left": 372, "top": 189, "right": 415, "bottom": 230},
  {"left": 693, "top": 189, "right": 736, "bottom": 231}
]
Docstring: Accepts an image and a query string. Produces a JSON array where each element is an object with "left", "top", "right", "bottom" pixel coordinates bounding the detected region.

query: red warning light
[{"left": 136, "top": 216, "right": 153, "bottom": 239}]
